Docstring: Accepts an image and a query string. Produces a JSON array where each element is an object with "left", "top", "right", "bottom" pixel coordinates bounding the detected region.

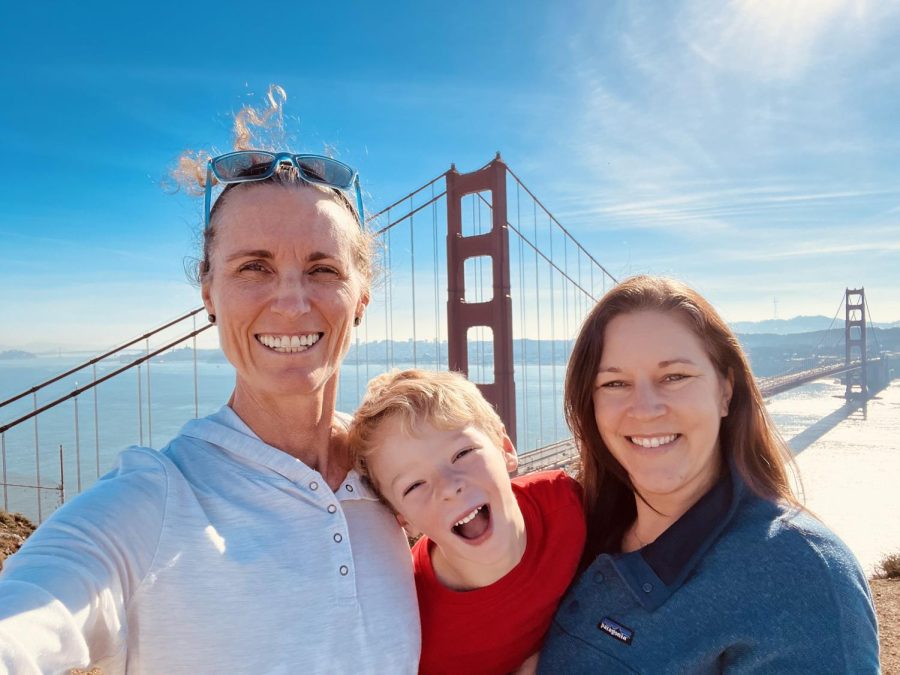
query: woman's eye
[
  {"left": 311, "top": 265, "right": 340, "bottom": 276},
  {"left": 239, "top": 261, "right": 269, "bottom": 273},
  {"left": 663, "top": 373, "right": 689, "bottom": 383},
  {"left": 402, "top": 481, "right": 424, "bottom": 497},
  {"left": 599, "top": 380, "right": 627, "bottom": 389}
]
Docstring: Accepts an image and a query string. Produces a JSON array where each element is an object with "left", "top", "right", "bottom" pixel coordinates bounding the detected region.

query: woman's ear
[
  {"left": 202, "top": 280, "right": 215, "bottom": 319},
  {"left": 721, "top": 368, "right": 735, "bottom": 417}
]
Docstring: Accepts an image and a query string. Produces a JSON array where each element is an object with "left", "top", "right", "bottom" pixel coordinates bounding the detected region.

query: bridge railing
[{"left": 1, "top": 309, "right": 214, "bottom": 520}]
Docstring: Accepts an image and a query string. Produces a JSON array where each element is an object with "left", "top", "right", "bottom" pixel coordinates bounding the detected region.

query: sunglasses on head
[{"left": 204, "top": 151, "right": 364, "bottom": 229}]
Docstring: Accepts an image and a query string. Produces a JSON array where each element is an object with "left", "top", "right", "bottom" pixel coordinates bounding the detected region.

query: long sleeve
[{"left": 0, "top": 448, "right": 168, "bottom": 674}]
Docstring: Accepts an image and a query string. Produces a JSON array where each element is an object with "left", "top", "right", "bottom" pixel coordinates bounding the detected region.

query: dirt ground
[
  {"left": 873, "top": 578, "right": 900, "bottom": 674},
  {"left": 0, "top": 511, "right": 35, "bottom": 570},
  {"left": 0, "top": 512, "right": 897, "bottom": 669}
]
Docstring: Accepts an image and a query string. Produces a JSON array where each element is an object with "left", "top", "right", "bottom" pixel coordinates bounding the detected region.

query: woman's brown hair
[{"left": 564, "top": 275, "right": 800, "bottom": 567}]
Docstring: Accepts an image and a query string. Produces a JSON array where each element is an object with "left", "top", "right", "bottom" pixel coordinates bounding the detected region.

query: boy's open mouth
[{"left": 452, "top": 504, "right": 491, "bottom": 540}]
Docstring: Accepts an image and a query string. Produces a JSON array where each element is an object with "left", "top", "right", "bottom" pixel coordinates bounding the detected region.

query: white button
[
  {"left": 327, "top": 504, "right": 337, "bottom": 514},
  {"left": 345, "top": 484, "right": 354, "bottom": 492},
  {"left": 642, "top": 583, "right": 653, "bottom": 593},
  {"left": 333, "top": 533, "right": 343, "bottom": 543},
  {"left": 309, "top": 481, "right": 319, "bottom": 491},
  {"left": 339, "top": 565, "right": 349, "bottom": 576}
]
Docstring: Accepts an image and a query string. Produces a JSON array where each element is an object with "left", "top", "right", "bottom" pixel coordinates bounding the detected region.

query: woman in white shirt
[{"left": 0, "top": 92, "right": 420, "bottom": 674}]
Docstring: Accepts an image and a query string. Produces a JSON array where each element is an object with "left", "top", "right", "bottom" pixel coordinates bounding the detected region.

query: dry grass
[{"left": 875, "top": 553, "right": 900, "bottom": 580}]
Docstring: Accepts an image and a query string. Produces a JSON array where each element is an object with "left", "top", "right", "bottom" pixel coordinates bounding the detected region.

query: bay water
[{"left": 1, "top": 355, "right": 897, "bottom": 573}]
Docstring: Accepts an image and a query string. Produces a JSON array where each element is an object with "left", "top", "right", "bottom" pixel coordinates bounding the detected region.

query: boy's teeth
[
  {"left": 257, "top": 333, "right": 321, "bottom": 353},
  {"left": 630, "top": 434, "right": 678, "bottom": 448},
  {"left": 455, "top": 506, "right": 483, "bottom": 527}
]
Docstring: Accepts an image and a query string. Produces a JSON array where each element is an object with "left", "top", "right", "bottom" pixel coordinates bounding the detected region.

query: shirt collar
[
  {"left": 178, "top": 405, "right": 378, "bottom": 502},
  {"left": 609, "top": 457, "right": 749, "bottom": 611}
]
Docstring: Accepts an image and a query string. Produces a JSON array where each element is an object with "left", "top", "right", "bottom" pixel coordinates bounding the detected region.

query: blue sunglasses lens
[
  {"left": 295, "top": 156, "right": 355, "bottom": 189},
  {"left": 212, "top": 152, "right": 277, "bottom": 181}
]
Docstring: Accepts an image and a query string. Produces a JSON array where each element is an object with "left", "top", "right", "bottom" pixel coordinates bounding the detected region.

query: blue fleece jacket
[{"left": 538, "top": 463, "right": 879, "bottom": 673}]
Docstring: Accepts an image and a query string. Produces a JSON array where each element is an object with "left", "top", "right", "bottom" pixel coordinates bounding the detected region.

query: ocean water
[
  {"left": 1, "top": 356, "right": 898, "bottom": 573},
  {"left": 769, "top": 379, "right": 900, "bottom": 575}
]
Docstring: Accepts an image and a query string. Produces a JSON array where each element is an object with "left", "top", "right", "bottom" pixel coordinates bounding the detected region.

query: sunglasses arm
[
  {"left": 204, "top": 162, "right": 214, "bottom": 230},
  {"left": 354, "top": 176, "right": 364, "bottom": 226}
]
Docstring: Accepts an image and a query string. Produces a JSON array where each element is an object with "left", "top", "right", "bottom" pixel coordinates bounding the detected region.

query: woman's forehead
[
  {"left": 213, "top": 184, "right": 357, "bottom": 254},
  {"left": 602, "top": 311, "right": 711, "bottom": 364}
]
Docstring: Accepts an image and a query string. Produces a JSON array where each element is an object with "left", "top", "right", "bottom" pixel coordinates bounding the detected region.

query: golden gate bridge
[{"left": 0, "top": 156, "right": 894, "bottom": 520}]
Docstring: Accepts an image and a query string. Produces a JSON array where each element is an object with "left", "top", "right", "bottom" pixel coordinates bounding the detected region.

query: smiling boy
[{"left": 349, "top": 369, "right": 585, "bottom": 674}]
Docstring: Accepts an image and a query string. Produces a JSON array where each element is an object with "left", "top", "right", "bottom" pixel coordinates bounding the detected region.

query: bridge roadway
[{"left": 516, "top": 357, "right": 889, "bottom": 475}]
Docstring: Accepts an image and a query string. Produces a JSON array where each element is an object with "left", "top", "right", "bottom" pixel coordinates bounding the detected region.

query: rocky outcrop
[{"left": 0, "top": 511, "right": 36, "bottom": 570}]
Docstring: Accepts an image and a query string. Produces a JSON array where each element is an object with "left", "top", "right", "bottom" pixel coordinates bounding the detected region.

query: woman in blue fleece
[{"left": 539, "top": 275, "right": 879, "bottom": 673}]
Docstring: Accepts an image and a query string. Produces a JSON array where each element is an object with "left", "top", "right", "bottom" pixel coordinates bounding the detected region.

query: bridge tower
[
  {"left": 445, "top": 154, "right": 517, "bottom": 445},
  {"left": 844, "top": 287, "right": 867, "bottom": 398}
]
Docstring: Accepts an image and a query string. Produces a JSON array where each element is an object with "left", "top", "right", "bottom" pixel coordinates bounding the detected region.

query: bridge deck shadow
[{"left": 787, "top": 399, "right": 868, "bottom": 456}]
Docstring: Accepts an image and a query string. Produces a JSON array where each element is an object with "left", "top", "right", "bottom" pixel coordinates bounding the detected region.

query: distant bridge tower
[
  {"left": 445, "top": 155, "right": 517, "bottom": 446},
  {"left": 844, "top": 287, "right": 867, "bottom": 398}
]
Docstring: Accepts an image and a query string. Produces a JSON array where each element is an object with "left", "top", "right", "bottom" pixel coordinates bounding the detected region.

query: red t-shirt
[{"left": 412, "top": 470, "right": 586, "bottom": 675}]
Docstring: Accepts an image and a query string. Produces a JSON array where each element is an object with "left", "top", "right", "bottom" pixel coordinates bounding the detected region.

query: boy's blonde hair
[{"left": 349, "top": 369, "right": 508, "bottom": 488}]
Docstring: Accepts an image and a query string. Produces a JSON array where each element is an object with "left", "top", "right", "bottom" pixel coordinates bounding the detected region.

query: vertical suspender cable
[
  {"left": 74, "top": 389, "right": 82, "bottom": 493},
  {"left": 532, "top": 201, "right": 543, "bottom": 446},
  {"left": 383, "top": 208, "right": 391, "bottom": 370},
  {"left": 92, "top": 364, "right": 100, "bottom": 478},
  {"left": 410, "top": 195, "right": 417, "bottom": 366},
  {"left": 146, "top": 338, "right": 153, "bottom": 448},
  {"left": 516, "top": 183, "right": 529, "bottom": 450},
  {"left": 193, "top": 314, "right": 199, "bottom": 419},
  {"left": 137, "top": 364, "right": 143, "bottom": 447},
  {"left": 548, "top": 213, "right": 559, "bottom": 442},
  {"left": 387, "top": 217, "right": 394, "bottom": 367},
  {"left": 93, "top": 363, "right": 100, "bottom": 478},
  {"left": 432, "top": 183, "right": 441, "bottom": 368},
  {"left": 33, "top": 392, "right": 42, "bottom": 522},
  {"left": 1, "top": 432, "right": 7, "bottom": 512}
]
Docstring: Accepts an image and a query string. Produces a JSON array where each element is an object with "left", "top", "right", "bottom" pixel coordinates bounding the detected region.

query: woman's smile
[
  {"left": 255, "top": 332, "right": 323, "bottom": 353},
  {"left": 627, "top": 433, "right": 681, "bottom": 449}
]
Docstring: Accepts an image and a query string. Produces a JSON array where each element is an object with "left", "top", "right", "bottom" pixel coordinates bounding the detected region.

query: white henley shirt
[{"left": 0, "top": 406, "right": 420, "bottom": 674}]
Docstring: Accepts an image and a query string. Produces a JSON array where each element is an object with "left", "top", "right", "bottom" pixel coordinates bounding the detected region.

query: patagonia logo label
[{"left": 598, "top": 617, "right": 634, "bottom": 645}]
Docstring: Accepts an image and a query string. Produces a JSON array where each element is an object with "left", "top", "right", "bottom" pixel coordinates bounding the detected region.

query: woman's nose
[
  {"left": 628, "top": 381, "right": 666, "bottom": 420},
  {"left": 271, "top": 274, "right": 311, "bottom": 316}
]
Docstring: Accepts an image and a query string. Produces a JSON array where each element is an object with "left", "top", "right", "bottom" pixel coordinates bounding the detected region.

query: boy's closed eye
[
  {"left": 402, "top": 480, "right": 424, "bottom": 497},
  {"left": 453, "top": 447, "right": 476, "bottom": 461}
]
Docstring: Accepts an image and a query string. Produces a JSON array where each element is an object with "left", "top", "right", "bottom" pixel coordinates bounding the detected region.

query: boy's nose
[{"left": 437, "top": 472, "right": 465, "bottom": 500}]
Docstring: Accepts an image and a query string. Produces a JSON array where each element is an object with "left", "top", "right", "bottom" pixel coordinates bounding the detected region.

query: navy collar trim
[{"left": 609, "top": 459, "right": 749, "bottom": 611}]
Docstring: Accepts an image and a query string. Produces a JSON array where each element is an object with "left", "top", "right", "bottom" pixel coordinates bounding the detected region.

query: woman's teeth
[
  {"left": 454, "top": 506, "right": 484, "bottom": 527},
  {"left": 629, "top": 434, "right": 679, "bottom": 448},
  {"left": 257, "top": 333, "right": 321, "bottom": 353}
]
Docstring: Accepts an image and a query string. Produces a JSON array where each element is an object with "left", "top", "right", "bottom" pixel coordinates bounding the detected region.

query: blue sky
[{"left": 2, "top": 0, "right": 899, "bottom": 350}]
